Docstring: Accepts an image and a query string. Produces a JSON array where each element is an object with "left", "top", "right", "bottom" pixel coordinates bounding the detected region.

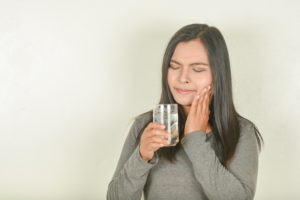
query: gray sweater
[{"left": 107, "top": 112, "right": 259, "bottom": 200}]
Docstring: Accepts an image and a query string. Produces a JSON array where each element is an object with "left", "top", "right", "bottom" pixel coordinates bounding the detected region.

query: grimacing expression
[{"left": 167, "top": 39, "right": 213, "bottom": 107}]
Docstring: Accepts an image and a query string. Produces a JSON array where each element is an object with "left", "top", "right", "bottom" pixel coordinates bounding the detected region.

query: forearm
[
  {"left": 182, "top": 131, "right": 258, "bottom": 200},
  {"left": 107, "top": 145, "right": 158, "bottom": 200}
]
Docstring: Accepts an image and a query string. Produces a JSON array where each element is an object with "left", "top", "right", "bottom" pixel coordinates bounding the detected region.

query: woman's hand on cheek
[{"left": 184, "top": 85, "right": 212, "bottom": 137}]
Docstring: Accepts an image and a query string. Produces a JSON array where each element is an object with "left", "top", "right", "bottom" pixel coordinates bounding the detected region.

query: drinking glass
[{"left": 153, "top": 104, "right": 179, "bottom": 146}]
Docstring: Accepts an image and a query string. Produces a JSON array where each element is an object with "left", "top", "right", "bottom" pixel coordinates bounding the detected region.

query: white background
[{"left": 0, "top": 0, "right": 299, "bottom": 199}]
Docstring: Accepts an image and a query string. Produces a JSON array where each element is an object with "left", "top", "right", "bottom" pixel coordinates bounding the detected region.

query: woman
[{"left": 107, "top": 23, "right": 263, "bottom": 200}]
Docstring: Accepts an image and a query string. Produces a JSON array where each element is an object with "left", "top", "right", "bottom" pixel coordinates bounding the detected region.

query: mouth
[{"left": 175, "top": 88, "right": 195, "bottom": 95}]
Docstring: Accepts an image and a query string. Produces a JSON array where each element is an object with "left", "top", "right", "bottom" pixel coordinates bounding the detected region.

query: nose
[{"left": 178, "top": 68, "right": 190, "bottom": 84}]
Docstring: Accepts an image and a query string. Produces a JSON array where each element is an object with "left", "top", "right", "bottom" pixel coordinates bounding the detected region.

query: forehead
[{"left": 171, "top": 39, "right": 209, "bottom": 63}]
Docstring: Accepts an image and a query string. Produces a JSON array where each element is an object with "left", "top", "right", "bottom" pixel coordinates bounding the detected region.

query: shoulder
[
  {"left": 237, "top": 115, "right": 255, "bottom": 130},
  {"left": 236, "top": 115, "right": 259, "bottom": 143},
  {"left": 129, "top": 110, "right": 153, "bottom": 134},
  {"left": 134, "top": 110, "right": 153, "bottom": 124}
]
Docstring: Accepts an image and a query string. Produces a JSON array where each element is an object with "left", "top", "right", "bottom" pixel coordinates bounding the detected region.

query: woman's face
[{"left": 167, "top": 39, "right": 213, "bottom": 108}]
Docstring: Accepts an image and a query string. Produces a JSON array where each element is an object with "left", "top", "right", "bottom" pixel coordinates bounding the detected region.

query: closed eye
[
  {"left": 169, "top": 65, "right": 179, "bottom": 70},
  {"left": 169, "top": 65, "right": 205, "bottom": 73},
  {"left": 193, "top": 69, "right": 205, "bottom": 72}
]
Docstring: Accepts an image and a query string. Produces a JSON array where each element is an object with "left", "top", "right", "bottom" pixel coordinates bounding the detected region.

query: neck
[{"left": 183, "top": 105, "right": 190, "bottom": 117}]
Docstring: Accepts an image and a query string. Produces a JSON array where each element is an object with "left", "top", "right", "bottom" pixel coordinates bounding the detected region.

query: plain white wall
[{"left": 0, "top": 0, "right": 299, "bottom": 199}]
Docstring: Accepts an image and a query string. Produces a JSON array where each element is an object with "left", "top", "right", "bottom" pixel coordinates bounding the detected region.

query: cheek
[
  {"left": 167, "top": 72, "right": 177, "bottom": 96},
  {"left": 194, "top": 75, "right": 213, "bottom": 91},
  {"left": 167, "top": 71, "right": 175, "bottom": 86}
]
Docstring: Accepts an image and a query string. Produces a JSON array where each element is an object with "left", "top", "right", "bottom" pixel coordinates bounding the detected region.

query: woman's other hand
[{"left": 184, "top": 85, "right": 212, "bottom": 137}]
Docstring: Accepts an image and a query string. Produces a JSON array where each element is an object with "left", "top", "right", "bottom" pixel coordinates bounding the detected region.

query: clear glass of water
[{"left": 153, "top": 104, "right": 179, "bottom": 146}]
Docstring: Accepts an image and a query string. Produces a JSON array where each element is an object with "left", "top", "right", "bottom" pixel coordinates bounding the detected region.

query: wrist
[
  {"left": 185, "top": 128, "right": 206, "bottom": 136},
  {"left": 139, "top": 149, "right": 150, "bottom": 163},
  {"left": 142, "top": 156, "right": 150, "bottom": 163}
]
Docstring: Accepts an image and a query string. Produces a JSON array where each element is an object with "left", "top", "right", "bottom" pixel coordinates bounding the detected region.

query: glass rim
[
  {"left": 153, "top": 103, "right": 178, "bottom": 110},
  {"left": 153, "top": 103, "right": 178, "bottom": 107},
  {"left": 154, "top": 103, "right": 178, "bottom": 106}
]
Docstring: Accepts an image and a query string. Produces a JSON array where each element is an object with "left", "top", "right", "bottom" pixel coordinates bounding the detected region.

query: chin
[{"left": 173, "top": 96, "right": 193, "bottom": 106}]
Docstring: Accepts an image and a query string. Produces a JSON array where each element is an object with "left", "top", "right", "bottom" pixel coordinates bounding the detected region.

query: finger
[
  {"left": 147, "top": 129, "right": 170, "bottom": 139},
  {"left": 202, "top": 90, "right": 209, "bottom": 114},
  {"left": 149, "top": 131, "right": 171, "bottom": 139},
  {"left": 143, "top": 126, "right": 165, "bottom": 140},
  {"left": 207, "top": 89, "right": 213, "bottom": 110},
  {"left": 198, "top": 87, "right": 207, "bottom": 108},
  {"left": 146, "top": 122, "right": 165, "bottom": 131},
  {"left": 150, "top": 143, "right": 166, "bottom": 151},
  {"left": 206, "top": 90, "right": 212, "bottom": 115},
  {"left": 209, "top": 85, "right": 213, "bottom": 99},
  {"left": 189, "top": 90, "right": 201, "bottom": 116},
  {"left": 149, "top": 136, "right": 170, "bottom": 145},
  {"left": 197, "top": 87, "right": 208, "bottom": 114},
  {"left": 192, "top": 87, "right": 207, "bottom": 115},
  {"left": 206, "top": 94, "right": 211, "bottom": 115}
]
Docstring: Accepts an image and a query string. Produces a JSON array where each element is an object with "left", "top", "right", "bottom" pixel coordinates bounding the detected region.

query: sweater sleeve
[
  {"left": 181, "top": 123, "right": 259, "bottom": 200},
  {"left": 106, "top": 118, "right": 159, "bottom": 200}
]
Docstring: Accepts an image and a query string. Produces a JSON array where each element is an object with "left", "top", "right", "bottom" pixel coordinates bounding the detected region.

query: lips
[{"left": 175, "top": 88, "right": 195, "bottom": 94}]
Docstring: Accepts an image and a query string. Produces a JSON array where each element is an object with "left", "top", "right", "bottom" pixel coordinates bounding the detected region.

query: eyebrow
[{"left": 170, "top": 59, "right": 209, "bottom": 67}]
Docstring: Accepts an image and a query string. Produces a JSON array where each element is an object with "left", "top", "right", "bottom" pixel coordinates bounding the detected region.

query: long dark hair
[{"left": 134, "top": 23, "right": 263, "bottom": 167}]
